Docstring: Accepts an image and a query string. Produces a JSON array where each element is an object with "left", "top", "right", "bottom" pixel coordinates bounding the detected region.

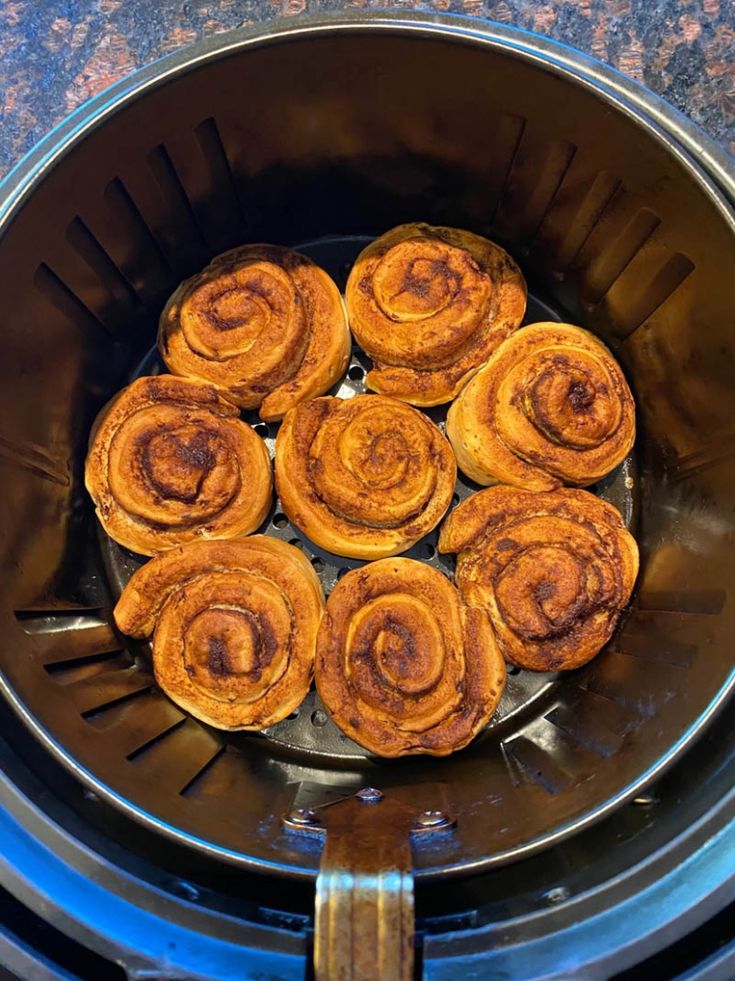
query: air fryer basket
[{"left": 0, "top": 16, "right": 733, "bottom": 900}]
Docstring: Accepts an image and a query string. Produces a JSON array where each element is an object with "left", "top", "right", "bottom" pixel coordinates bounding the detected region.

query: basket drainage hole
[
  {"left": 508, "top": 666, "right": 521, "bottom": 676},
  {"left": 254, "top": 423, "right": 269, "bottom": 438},
  {"left": 287, "top": 709, "right": 300, "bottom": 721},
  {"left": 289, "top": 538, "right": 304, "bottom": 550},
  {"left": 348, "top": 364, "right": 365, "bottom": 381},
  {"left": 311, "top": 557, "right": 325, "bottom": 572},
  {"left": 337, "top": 567, "right": 351, "bottom": 580},
  {"left": 422, "top": 543, "right": 436, "bottom": 559},
  {"left": 311, "top": 709, "right": 328, "bottom": 727},
  {"left": 273, "top": 513, "right": 288, "bottom": 529},
  {"left": 451, "top": 493, "right": 460, "bottom": 507}
]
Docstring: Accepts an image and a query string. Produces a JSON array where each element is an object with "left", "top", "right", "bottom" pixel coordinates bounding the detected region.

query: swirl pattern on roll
[
  {"left": 85, "top": 375, "right": 272, "bottom": 556},
  {"left": 439, "top": 486, "right": 639, "bottom": 671},
  {"left": 345, "top": 223, "right": 527, "bottom": 405},
  {"left": 315, "top": 558, "right": 505, "bottom": 756},
  {"left": 447, "top": 323, "right": 636, "bottom": 490},
  {"left": 158, "top": 244, "right": 350, "bottom": 420},
  {"left": 114, "top": 537, "right": 324, "bottom": 730},
  {"left": 275, "top": 394, "right": 456, "bottom": 559}
]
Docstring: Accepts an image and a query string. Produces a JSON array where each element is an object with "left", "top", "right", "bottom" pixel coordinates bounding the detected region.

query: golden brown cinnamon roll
[
  {"left": 315, "top": 558, "right": 505, "bottom": 757},
  {"left": 446, "top": 323, "right": 636, "bottom": 490},
  {"left": 275, "top": 395, "right": 456, "bottom": 559},
  {"left": 114, "top": 537, "right": 324, "bottom": 730},
  {"left": 85, "top": 375, "right": 272, "bottom": 556},
  {"left": 439, "top": 486, "right": 639, "bottom": 671},
  {"left": 345, "top": 223, "right": 526, "bottom": 405},
  {"left": 158, "top": 245, "right": 350, "bottom": 420}
]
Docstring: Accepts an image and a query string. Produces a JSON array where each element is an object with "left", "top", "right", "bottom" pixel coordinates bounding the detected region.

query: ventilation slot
[
  {"left": 126, "top": 713, "right": 187, "bottom": 761},
  {"left": 546, "top": 701, "right": 625, "bottom": 758},
  {"left": 34, "top": 263, "right": 117, "bottom": 343},
  {"left": 0, "top": 434, "right": 69, "bottom": 487},
  {"left": 100, "top": 178, "right": 174, "bottom": 306},
  {"left": 73, "top": 666, "right": 153, "bottom": 717},
  {"left": 581, "top": 207, "right": 661, "bottom": 304},
  {"left": 495, "top": 136, "right": 577, "bottom": 245},
  {"left": 176, "top": 745, "right": 271, "bottom": 803},
  {"left": 613, "top": 620, "right": 697, "bottom": 668},
  {"left": 16, "top": 610, "right": 121, "bottom": 661},
  {"left": 129, "top": 717, "right": 222, "bottom": 794},
  {"left": 614, "top": 252, "right": 694, "bottom": 339},
  {"left": 65, "top": 216, "right": 147, "bottom": 335},
  {"left": 581, "top": 651, "right": 676, "bottom": 717},
  {"left": 537, "top": 169, "right": 622, "bottom": 270},
  {"left": 635, "top": 590, "right": 726, "bottom": 615},
  {"left": 164, "top": 116, "right": 246, "bottom": 253},
  {"left": 502, "top": 736, "right": 574, "bottom": 794},
  {"left": 179, "top": 746, "right": 227, "bottom": 798},
  {"left": 46, "top": 650, "right": 133, "bottom": 686},
  {"left": 669, "top": 429, "right": 735, "bottom": 481},
  {"left": 482, "top": 113, "right": 526, "bottom": 229},
  {"left": 83, "top": 689, "right": 185, "bottom": 758}
]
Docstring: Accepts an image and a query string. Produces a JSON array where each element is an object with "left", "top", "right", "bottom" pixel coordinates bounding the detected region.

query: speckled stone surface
[{"left": 0, "top": 0, "right": 732, "bottom": 180}]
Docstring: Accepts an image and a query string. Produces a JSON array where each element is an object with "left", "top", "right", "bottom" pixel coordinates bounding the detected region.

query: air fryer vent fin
[
  {"left": 502, "top": 736, "right": 574, "bottom": 795},
  {"left": 537, "top": 169, "right": 622, "bottom": 268},
  {"left": 613, "top": 615, "right": 697, "bottom": 668},
  {"left": 158, "top": 116, "right": 245, "bottom": 255},
  {"left": 73, "top": 665, "right": 153, "bottom": 716},
  {"left": 34, "top": 262, "right": 117, "bottom": 341},
  {"left": 666, "top": 430, "right": 735, "bottom": 481},
  {"left": 582, "top": 206, "right": 661, "bottom": 303},
  {"left": 47, "top": 650, "right": 133, "bottom": 686},
  {"left": 0, "top": 433, "right": 70, "bottom": 487},
  {"left": 636, "top": 590, "right": 726, "bottom": 615},
  {"left": 194, "top": 117, "right": 247, "bottom": 241},
  {"left": 545, "top": 701, "right": 624, "bottom": 759},
  {"left": 101, "top": 177, "right": 174, "bottom": 304},
  {"left": 83, "top": 689, "right": 184, "bottom": 754},
  {"left": 615, "top": 251, "right": 694, "bottom": 339},
  {"left": 179, "top": 745, "right": 227, "bottom": 797},
  {"left": 65, "top": 216, "right": 147, "bottom": 332},
  {"left": 15, "top": 610, "right": 120, "bottom": 660},
  {"left": 132, "top": 718, "right": 222, "bottom": 793},
  {"left": 127, "top": 715, "right": 187, "bottom": 761},
  {"left": 177, "top": 745, "right": 257, "bottom": 801},
  {"left": 581, "top": 651, "right": 676, "bottom": 717},
  {"left": 495, "top": 134, "right": 577, "bottom": 244},
  {"left": 486, "top": 113, "right": 527, "bottom": 227},
  {"left": 147, "top": 143, "right": 208, "bottom": 268}
]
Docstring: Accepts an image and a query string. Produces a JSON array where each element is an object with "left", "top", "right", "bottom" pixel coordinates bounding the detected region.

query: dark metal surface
[{"left": 0, "top": 14, "right": 733, "bottom": 884}]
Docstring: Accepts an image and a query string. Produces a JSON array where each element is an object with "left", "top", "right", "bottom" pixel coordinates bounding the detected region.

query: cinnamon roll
[
  {"left": 159, "top": 245, "right": 350, "bottom": 420},
  {"left": 114, "top": 536, "right": 324, "bottom": 730},
  {"left": 446, "top": 323, "right": 636, "bottom": 490},
  {"left": 439, "top": 486, "right": 639, "bottom": 671},
  {"left": 275, "top": 394, "right": 456, "bottom": 559},
  {"left": 345, "top": 223, "right": 526, "bottom": 405},
  {"left": 85, "top": 375, "right": 272, "bottom": 556},
  {"left": 315, "top": 558, "right": 505, "bottom": 757}
]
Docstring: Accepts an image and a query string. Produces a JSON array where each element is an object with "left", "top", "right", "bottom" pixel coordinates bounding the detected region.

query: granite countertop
[{"left": 0, "top": 0, "right": 732, "bottom": 181}]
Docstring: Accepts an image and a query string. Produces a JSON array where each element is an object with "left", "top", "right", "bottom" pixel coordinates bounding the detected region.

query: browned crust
[
  {"left": 446, "top": 322, "right": 636, "bottom": 489},
  {"left": 158, "top": 244, "right": 350, "bottom": 419},
  {"left": 345, "top": 223, "right": 527, "bottom": 406},
  {"left": 315, "top": 558, "right": 506, "bottom": 756},
  {"left": 85, "top": 374, "right": 272, "bottom": 556},
  {"left": 438, "top": 485, "right": 639, "bottom": 671},
  {"left": 114, "top": 536, "right": 324, "bottom": 730},
  {"left": 275, "top": 394, "right": 457, "bottom": 560}
]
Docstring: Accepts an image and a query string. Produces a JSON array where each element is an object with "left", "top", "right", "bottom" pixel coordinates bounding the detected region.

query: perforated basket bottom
[{"left": 101, "top": 235, "right": 637, "bottom": 764}]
